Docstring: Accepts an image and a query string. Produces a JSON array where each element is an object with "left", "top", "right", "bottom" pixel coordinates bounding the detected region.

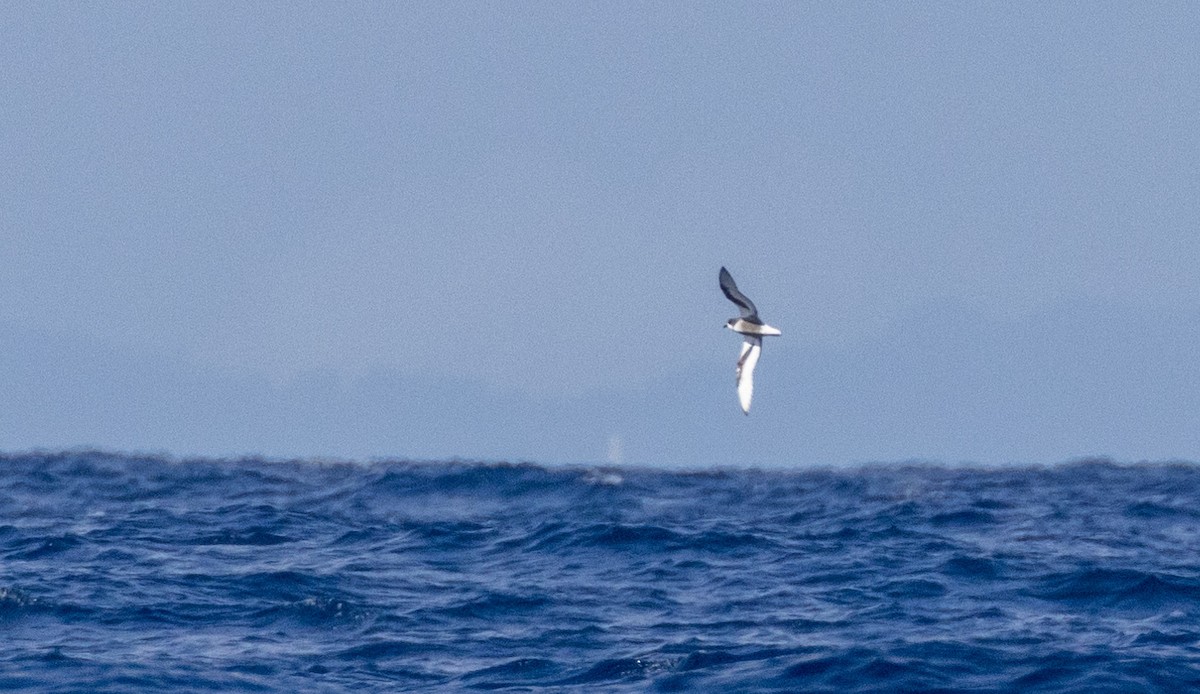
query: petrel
[{"left": 720, "top": 267, "right": 781, "bottom": 414}]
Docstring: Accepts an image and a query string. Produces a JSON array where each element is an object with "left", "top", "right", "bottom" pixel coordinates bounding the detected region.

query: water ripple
[{"left": 3, "top": 452, "right": 1200, "bottom": 691}]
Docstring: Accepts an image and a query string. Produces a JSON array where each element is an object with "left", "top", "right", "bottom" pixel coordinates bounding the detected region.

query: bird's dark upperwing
[{"left": 719, "top": 267, "right": 758, "bottom": 319}]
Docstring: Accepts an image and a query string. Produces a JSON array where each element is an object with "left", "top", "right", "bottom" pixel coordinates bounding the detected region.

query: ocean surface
[{"left": 3, "top": 452, "right": 1200, "bottom": 692}]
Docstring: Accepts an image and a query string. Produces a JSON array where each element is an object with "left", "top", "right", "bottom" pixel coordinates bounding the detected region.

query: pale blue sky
[{"left": 3, "top": 3, "right": 1200, "bottom": 466}]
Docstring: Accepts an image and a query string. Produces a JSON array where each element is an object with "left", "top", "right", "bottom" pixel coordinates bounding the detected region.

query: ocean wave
[{"left": 4, "top": 451, "right": 1200, "bottom": 691}]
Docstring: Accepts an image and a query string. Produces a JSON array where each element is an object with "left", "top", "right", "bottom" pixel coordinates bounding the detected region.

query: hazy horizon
[{"left": 4, "top": 3, "right": 1200, "bottom": 466}]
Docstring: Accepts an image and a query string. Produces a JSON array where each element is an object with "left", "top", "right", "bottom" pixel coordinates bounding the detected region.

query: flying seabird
[{"left": 719, "top": 266, "right": 781, "bottom": 414}]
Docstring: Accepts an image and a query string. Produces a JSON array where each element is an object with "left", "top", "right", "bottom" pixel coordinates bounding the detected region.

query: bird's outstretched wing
[
  {"left": 719, "top": 267, "right": 758, "bottom": 319},
  {"left": 736, "top": 336, "right": 761, "bottom": 414}
]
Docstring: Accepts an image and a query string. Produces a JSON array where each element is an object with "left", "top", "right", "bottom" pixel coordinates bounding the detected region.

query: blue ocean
[{"left": 3, "top": 452, "right": 1200, "bottom": 692}]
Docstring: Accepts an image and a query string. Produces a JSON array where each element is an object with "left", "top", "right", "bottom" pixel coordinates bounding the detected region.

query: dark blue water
[{"left": 3, "top": 452, "right": 1200, "bottom": 692}]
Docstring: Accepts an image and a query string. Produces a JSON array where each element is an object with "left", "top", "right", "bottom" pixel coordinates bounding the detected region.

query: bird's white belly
[{"left": 729, "top": 319, "right": 781, "bottom": 336}]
